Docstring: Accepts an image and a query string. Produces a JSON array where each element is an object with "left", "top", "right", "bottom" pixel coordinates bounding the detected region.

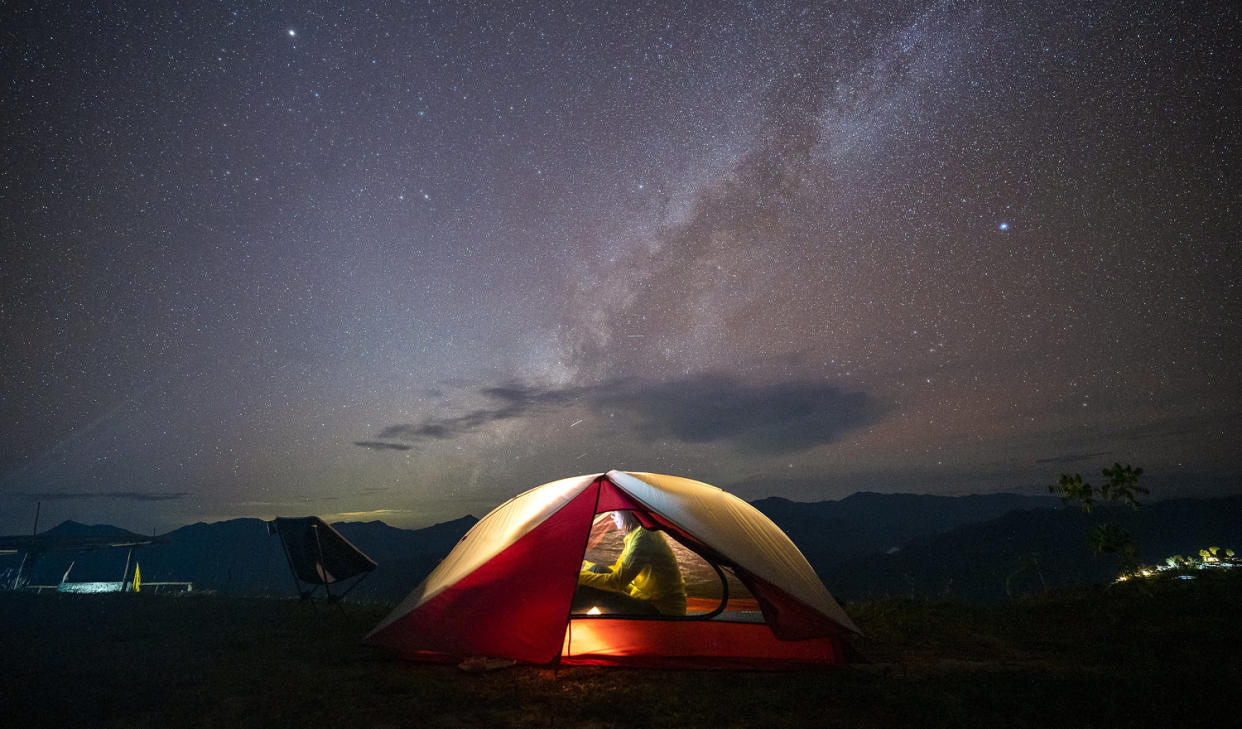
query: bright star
[
  {"left": 288, "top": 29, "right": 296, "bottom": 37},
  {"left": 999, "top": 222, "right": 1009, "bottom": 231}
]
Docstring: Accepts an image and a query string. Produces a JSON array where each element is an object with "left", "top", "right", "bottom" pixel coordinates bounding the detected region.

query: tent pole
[
  {"left": 14, "top": 502, "right": 41, "bottom": 590},
  {"left": 556, "top": 475, "right": 605, "bottom": 670},
  {"left": 13, "top": 551, "right": 28, "bottom": 590},
  {"left": 120, "top": 548, "right": 133, "bottom": 593}
]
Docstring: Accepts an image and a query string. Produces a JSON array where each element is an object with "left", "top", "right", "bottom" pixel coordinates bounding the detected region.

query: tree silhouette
[
  {"left": 1053, "top": 473, "right": 1096, "bottom": 513},
  {"left": 1049, "top": 463, "right": 1147, "bottom": 578},
  {"left": 1099, "top": 463, "right": 1147, "bottom": 509},
  {"left": 1088, "top": 523, "right": 1139, "bottom": 575}
]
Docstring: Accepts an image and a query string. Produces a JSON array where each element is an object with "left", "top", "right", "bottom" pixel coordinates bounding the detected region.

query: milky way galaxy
[{"left": 2, "top": 0, "right": 1239, "bottom": 533}]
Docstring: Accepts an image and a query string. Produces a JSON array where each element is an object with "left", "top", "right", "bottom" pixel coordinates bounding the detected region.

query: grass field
[{"left": 3, "top": 573, "right": 1239, "bottom": 728}]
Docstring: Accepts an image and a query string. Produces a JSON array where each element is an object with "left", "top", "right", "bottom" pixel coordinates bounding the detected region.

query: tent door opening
[{"left": 569, "top": 510, "right": 763, "bottom": 622}]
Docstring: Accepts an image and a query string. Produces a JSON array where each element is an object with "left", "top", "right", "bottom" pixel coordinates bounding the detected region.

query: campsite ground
[{"left": 3, "top": 573, "right": 1239, "bottom": 728}]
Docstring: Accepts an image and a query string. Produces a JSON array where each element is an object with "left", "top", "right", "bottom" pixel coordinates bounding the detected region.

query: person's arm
[{"left": 577, "top": 533, "right": 642, "bottom": 593}]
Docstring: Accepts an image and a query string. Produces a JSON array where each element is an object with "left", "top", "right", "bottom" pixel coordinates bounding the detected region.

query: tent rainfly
[{"left": 366, "top": 471, "right": 860, "bottom": 668}]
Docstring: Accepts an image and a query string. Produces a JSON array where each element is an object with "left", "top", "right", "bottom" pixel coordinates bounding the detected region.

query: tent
[{"left": 366, "top": 471, "right": 859, "bottom": 668}]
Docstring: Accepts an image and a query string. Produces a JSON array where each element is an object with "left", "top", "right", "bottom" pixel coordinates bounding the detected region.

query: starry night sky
[{"left": 2, "top": 0, "right": 1239, "bottom": 535}]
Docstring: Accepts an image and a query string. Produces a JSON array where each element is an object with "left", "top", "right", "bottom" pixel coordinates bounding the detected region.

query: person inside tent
[{"left": 573, "top": 510, "right": 687, "bottom": 616}]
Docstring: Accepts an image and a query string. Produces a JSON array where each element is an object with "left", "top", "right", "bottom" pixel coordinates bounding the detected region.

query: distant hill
[
  {"left": 753, "top": 491, "right": 1057, "bottom": 565},
  {"left": 5, "top": 493, "right": 1240, "bottom": 604},
  {"left": 39, "top": 520, "right": 148, "bottom": 540},
  {"left": 334, "top": 516, "right": 478, "bottom": 600},
  {"left": 825, "top": 496, "right": 1242, "bottom": 602},
  {"left": 139, "top": 518, "right": 289, "bottom": 594}
]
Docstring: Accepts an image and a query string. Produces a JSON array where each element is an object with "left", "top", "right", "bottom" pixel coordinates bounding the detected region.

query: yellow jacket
[{"left": 578, "top": 527, "right": 687, "bottom": 616}]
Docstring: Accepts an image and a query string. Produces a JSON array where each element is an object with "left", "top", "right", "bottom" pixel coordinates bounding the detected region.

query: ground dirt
[{"left": 2, "top": 573, "right": 1239, "bottom": 728}]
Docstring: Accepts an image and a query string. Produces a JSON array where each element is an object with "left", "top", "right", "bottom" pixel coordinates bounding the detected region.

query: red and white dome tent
[{"left": 366, "top": 470, "right": 860, "bottom": 669}]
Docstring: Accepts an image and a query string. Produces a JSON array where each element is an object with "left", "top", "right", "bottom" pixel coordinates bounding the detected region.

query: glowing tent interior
[{"left": 366, "top": 471, "right": 860, "bottom": 668}]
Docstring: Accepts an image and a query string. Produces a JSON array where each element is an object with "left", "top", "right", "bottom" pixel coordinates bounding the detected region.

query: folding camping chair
[{"left": 267, "top": 516, "right": 377, "bottom": 603}]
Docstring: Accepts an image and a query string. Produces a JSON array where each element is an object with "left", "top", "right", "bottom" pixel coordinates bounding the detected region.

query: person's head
[{"left": 611, "top": 510, "right": 640, "bottom": 532}]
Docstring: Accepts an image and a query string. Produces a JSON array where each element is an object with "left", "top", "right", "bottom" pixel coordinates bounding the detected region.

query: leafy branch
[
  {"left": 1050, "top": 463, "right": 1147, "bottom": 514},
  {"left": 1049, "top": 463, "right": 1147, "bottom": 577}
]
